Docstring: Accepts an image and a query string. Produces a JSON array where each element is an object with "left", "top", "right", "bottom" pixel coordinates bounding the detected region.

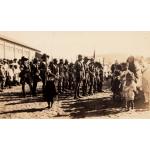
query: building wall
[
  {"left": 0, "top": 39, "right": 36, "bottom": 60},
  {"left": 0, "top": 40, "right": 4, "bottom": 58}
]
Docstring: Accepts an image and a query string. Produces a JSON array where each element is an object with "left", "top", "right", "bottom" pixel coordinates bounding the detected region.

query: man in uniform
[
  {"left": 74, "top": 54, "right": 84, "bottom": 99},
  {"left": 82, "top": 57, "right": 89, "bottom": 96},
  {"left": 94, "top": 62, "right": 104, "bottom": 92},
  {"left": 20, "top": 56, "right": 32, "bottom": 97},
  {"left": 89, "top": 58, "right": 96, "bottom": 95},
  {"left": 31, "top": 58, "right": 41, "bottom": 96},
  {"left": 68, "top": 62, "right": 75, "bottom": 91},
  {"left": 63, "top": 59, "right": 69, "bottom": 91},
  {"left": 39, "top": 54, "right": 49, "bottom": 95},
  {"left": 99, "top": 63, "right": 104, "bottom": 92},
  {"left": 0, "top": 63, "right": 6, "bottom": 92},
  {"left": 58, "top": 59, "right": 64, "bottom": 94},
  {"left": 49, "top": 58, "right": 59, "bottom": 94},
  {"left": 3, "top": 59, "right": 8, "bottom": 88}
]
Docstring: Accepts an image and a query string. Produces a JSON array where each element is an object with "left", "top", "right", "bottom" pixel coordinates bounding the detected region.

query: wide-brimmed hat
[
  {"left": 41, "top": 53, "right": 49, "bottom": 60},
  {"left": 21, "top": 56, "right": 28, "bottom": 61},
  {"left": 3, "top": 59, "right": 7, "bottom": 63}
]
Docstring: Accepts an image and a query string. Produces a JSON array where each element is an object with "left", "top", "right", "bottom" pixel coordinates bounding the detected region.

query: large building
[{"left": 0, "top": 36, "right": 41, "bottom": 60}]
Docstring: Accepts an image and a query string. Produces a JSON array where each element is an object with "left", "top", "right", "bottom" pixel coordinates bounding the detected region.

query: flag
[{"left": 93, "top": 50, "right": 95, "bottom": 59}]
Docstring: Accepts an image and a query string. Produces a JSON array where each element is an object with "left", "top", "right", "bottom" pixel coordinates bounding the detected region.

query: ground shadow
[
  {"left": 60, "top": 95, "right": 122, "bottom": 118},
  {"left": 0, "top": 107, "right": 45, "bottom": 115}
]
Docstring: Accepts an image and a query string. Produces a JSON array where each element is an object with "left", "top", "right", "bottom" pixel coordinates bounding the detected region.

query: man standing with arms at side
[
  {"left": 82, "top": 57, "right": 89, "bottom": 96},
  {"left": 74, "top": 54, "right": 84, "bottom": 99},
  {"left": 89, "top": 58, "right": 96, "bottom": 95}
]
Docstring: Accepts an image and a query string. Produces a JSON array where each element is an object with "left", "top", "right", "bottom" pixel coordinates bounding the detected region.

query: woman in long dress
[{"left": 142, "top": 63, "right": 150, "bottom": 109}]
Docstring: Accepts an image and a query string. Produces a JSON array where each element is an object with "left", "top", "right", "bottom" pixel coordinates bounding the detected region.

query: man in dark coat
[
  {"left": 74, "top": 54, "right": 84, "bottom": 99},
  {"left": 49, "top": 58, "right": 59, "bottom": 94},
  {"left": 63, "top": 59, "right": 69, "bottom": 91},
  {"left": 68, "top": 62, "right": 75, "bottom": 91},
  {"left": 89, "top": 58, "right": 96, "bottom": 95},
  {"left": 31, "top": 58, "right": 41, "bottom": 96},
  {"left": 39, "top": 54, "right": 49, "bottom": 95},
  {"left": 0, "top": 63, "right": 5, "bottom": 92},
  {"left": 82, "top": 57, "right": 89, "bottom": 96},
  {"left": 20, "top": 56, "right": 32, "bottom": 97},
  {"left": 58, "top": 59, "right": 64, "bottom": 94}
]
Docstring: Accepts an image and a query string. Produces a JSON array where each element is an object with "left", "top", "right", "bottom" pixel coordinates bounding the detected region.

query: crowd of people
[
  {"left": 0, "top": 54, "right": 104, "bottom": 109},
  {"left": 111, "top": 56, "right": 150, "bottom": 111},
  {"left": 0, "top": 54, "right": 150, "bottom": 111}
]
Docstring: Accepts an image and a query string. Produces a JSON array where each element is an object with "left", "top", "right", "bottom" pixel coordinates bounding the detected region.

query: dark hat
[
  {"left": 41, "top": 53, "right": 49, "bottom": 59},
  {"left": 84, "top": 57, "right": 89, "bottom": 60},
  {"left": 33, "top": 58, "right": 38, "bottom": 63},
  {"left": 65, "top": 59, "right": 69, "bottom": 63},
  {"left": 3, "top": 59, "right": 7, "bottom": 62},
  {"left": 69, "top": 62, "right": 74, "bottom": 66},
  {"left": 21, "top": 56, "right": 28, "bottom": 61},
  {"left": 53, "top": 58, "right": 58, "bottom": 63},
  {"left": 90, "top": 57, "right": 94, "bottom": 61},
  {"left": 60, "top": 59, "right": 63, "bottom": 61},
  {"left": 78, "top": 54, "right": 82, "bottom": 57}
]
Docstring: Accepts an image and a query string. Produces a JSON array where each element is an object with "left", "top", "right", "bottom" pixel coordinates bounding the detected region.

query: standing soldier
[
  {"left": 3, "top": 59, "right": 8, "bottom": 88},
  {"left": 74, "top": 54, "right": 84, "bottom": 99},
  {"left": 68, "top": 62, "right": 75, "bottom": 91},
  {"left": 94, "top": 62, "right": 100, "bottom": 92},
  {"left": 63, "top": 59, "right": 69, "bottom": 91},
  {"left": 39, "top": 54, "right": 49, "bottom": 95},
  {"left": 94, "top": 62, "right": 104, "bottom": 92},
  {"left": 0, "top": 63, "right": 6, "bottom": 92},
  {"left": 82, "top": 57, "right": 89, "bottom": 96},
  {"left": 58, "top": 59, "right": 64, "bottom": 94},
  {"left": 99, "top": 63, "right": 104, "bottom": 92},
  {"left": 89, "top": 58, "right": 96, "bottom": 95},
  {"left": 49, "top": 58, "right": 59, "bottom": 94},
  {"left": 31, "top": 58, "right": 41, "bottom": 96},
  {"left": 20, "top": 56, "right": 32, "bottom": 97}
]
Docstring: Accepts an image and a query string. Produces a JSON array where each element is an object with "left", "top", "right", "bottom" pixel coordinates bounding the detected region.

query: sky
[{"left": 0, "top": 31, "right": 150, "bottom": 62}]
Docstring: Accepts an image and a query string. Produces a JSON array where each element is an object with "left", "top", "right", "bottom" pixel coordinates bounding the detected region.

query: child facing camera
[{"left": 122, "top": 72, "right": 137, "bottom": 111}]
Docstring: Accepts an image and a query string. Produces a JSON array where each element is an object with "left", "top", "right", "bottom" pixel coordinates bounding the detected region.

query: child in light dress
[{"left": 122, "top": 72, "right": 137, "bottom": 111}]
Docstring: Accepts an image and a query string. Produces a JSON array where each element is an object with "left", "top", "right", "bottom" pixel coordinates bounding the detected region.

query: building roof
[{"left": 0, "top": 36, "right": 41, "bottom": 53}]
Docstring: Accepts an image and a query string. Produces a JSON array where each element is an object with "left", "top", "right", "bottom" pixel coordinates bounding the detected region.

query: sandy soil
[{"left": 0, "top": 82, "right": 150, "bottom": 119}]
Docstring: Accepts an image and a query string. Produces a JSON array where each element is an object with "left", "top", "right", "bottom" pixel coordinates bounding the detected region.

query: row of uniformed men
[{"left": 19, "top": 54, "right": 104, "bottom": 100}]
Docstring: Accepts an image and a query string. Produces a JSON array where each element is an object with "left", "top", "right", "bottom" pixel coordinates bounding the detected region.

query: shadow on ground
[
  {"left": 0, "top": 86, "right": 147, "bottom": 118},
  {"left": 60, "top": 95, "right": 122, "bottom": 118},
  {"left": 0, "top": 107, "right": 46, "bottom": 115}
]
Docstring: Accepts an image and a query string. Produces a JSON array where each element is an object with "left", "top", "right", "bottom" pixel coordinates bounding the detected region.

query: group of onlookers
[
  {"left": 111, "top": 56, "right": 150, "bottom": 111},
  {"left": 0, "top": 58, "right": 21, "bottom": 92}
]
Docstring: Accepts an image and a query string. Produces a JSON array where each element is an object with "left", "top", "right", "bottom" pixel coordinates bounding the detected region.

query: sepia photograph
[
  {"left": 0, "top": 31, "right": 150, "bottom": 119},
  {"left": 1, "top": 1, "right": 150, "bottom": 150}
]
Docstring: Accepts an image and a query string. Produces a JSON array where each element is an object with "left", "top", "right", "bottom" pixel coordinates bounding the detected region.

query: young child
[
  {"left": 44, "top": 69, "right": 58, "bottom": 109},
  {"left": 122, "top": 72, "right": 137, "bottom": 111}
]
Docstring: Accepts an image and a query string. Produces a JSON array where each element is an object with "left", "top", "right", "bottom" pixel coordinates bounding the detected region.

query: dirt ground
[{"left": 0, "top": 82, "right": 150, "bottom": 119}]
